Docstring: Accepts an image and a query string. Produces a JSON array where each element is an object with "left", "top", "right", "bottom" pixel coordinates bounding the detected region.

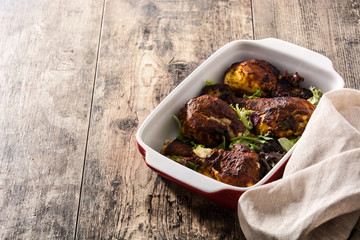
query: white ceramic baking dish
[{"left": 136, "top": 38, "right": 344, "bottom": 209}]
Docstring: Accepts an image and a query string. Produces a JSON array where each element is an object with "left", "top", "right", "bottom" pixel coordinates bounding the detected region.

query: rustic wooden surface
[
  {"left": 0, "top": 0, "right": 359, "bottom": 239},
  {"left": 0, "top": 0, "right": 103, "bottom": 239}
]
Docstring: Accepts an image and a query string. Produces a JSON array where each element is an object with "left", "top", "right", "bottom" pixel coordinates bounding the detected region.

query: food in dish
[
  {"left": 178, "top": 94, "right": 246, "bottom": 147},
  {"left": 223, "top": 59, "right": 313, "bottom": 99},
  {"left": 224, "top": 59, "right": 280, "bottom": 97},
  {"left": 161, "top": 59, "right": 322, "bottom": 187},
  {"left": 161, "top": 140, "right": 260, "bottom": 187},
  {"left": 204, "top": 93, "right": 315, "bottom": 138}
]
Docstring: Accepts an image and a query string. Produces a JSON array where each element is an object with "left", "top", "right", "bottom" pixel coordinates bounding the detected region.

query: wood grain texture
[
  {"left": 1, "top": 0, "right": 360, "bottom": 239},
  {"left": 252, "top": 0, "right": 360, "bottom": 90},
  {"left": 75, "top": 0, "right": 252, "bottom": 239},
  {"left": 0, "top": 0, "right": 103, "bottom": 238}
]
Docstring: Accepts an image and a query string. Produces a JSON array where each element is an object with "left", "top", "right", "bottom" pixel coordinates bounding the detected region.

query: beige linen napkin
[{"left": 238, "top": 88, "right": 360, "bottom": 240}]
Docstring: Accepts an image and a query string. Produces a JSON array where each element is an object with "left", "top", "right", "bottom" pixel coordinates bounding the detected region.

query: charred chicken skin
[
  {"left": 224, "top": 59, "right": 280, "bottom": 97},
  {"left": 202, "top": 83, "right": 315, "bottom": 138},
  {"left": 161, "top": 139, "right": 196, "bottom": 157},
  {"left": 206, "top": 144, "right": 260, "bottom": 187},
  {"left": 230, "top": 96, "right": 315, "bottom": 138},
  {"left": 201, "top": 83, "right": 236, "bottom": 101},
  {"left": 161, "top": 141, "right": 260, "bottom": 187},
  {"left": 179, "top": 95, "right": 246, "bottom": 147},
  {"left": 223, "top": 59, "right": 313, "bottom": 99}
]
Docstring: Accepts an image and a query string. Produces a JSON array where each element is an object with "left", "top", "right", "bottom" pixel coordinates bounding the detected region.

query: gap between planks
[{"left": 73, "top": 0, "right": 107, "bottom": 239}]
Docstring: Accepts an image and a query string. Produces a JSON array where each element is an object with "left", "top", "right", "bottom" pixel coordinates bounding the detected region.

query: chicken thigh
[
  {"left": 233, "top": 96, "right": 315, "bottom": 138},
  {"left": 179, "top": 95, "right": 246, "bottom": 147},
  {"left": 161, "top": 141, "right": 260, "bottom": 187},
  {"left": 206, "top": 143, "right": 260, "bottom": 187},
  {"left": 224, "top": 59, "right": 280, "bottom": 97}
]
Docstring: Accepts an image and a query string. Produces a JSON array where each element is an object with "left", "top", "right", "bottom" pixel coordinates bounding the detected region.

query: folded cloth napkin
[{"left": 238, "top": 88, "right": 360, "bottom": 240}]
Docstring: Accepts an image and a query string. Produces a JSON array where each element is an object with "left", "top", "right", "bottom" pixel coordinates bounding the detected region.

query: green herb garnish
[
  {"left": 205, "top": 79, "right": 215, "bottom": 86},
  {"left": 230, "top": 104, "right": 254, "bottom": 130},
  {"left": 243, "top": 88, "right": 261, "bottom": 99},
  {"left": 173, "top": 115, "right": 184, "bottom": 141},
  {"left": 187, "top": 161, "right": 199, "bottom": 171},
  {"left": 278, "top": 136, "right": 300, "bottom": 152},
  {"left": 230, "top": 134, "right": 272, "bottom": 150},
  {"left": 307, "top": 86, "right": 323, "bottom": 106}
]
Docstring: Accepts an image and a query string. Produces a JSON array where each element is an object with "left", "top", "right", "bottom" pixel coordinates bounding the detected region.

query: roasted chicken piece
[
  {"left": 201, "top": 83, "right": 235, "bottom": 99},
  {"left": 224, "top": 59, "right": 280, "bottom": 97},
  {"left": 179, "top": 95, "right": 246, "bottom": 147},
  {"left": 201, "top": 83, "right": 315, "bottom": 138},
  {"left": 161, "top": 139, "right": 196, "bottom": 157},
  {"left": 223, "top": 59, "right": 313, "bottom": 99},
  {"left": 201, "top": 82, "right": 235, "bottom": 100},
  {"left": 161, "top": 140, "right": 260, "bottom": 187},
  {"left": 160, "top": 139, "right": 214, "bottom": 178},
  {"left": 206, "top": 144, "right": 260, "bottom": 187},
  {"left": 232, "top": 97, "right": 315, "bottom": 138},
  {"left": 202, "top": 83, "right": 240, "bottom": 103}
]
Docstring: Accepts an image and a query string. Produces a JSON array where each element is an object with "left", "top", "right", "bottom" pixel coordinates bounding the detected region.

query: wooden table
[{"left": 1, "top": 0, "right": 359, "bottom": 239}]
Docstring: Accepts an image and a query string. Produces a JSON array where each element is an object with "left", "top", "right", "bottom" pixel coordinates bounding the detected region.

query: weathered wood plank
[
  {"left": 76, "top": 0, "right": 252, "bottom": 239},
  {"left": 252, "top": 0, "right": 360, "bottom": 90},
  {"left": 2, "top": 0, "right": 358, "bottom": 239},
  {"left": 0, "top": 0, "right": 103, "bottom": 238}
]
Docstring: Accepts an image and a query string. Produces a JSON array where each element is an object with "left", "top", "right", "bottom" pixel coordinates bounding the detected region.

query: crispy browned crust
[
  {"left": 161, "top": 139, "right": 196, "bottom": 157},
  {"left": 201, "top": 83, "right": 235, "bottom": 100},
  {"left": 224, "top": 59, "right": 280, "bottom": 97},
  {"left": 206, "top": 144, "right": 260, "bottom": 187},
  {"left": 231, "top": 97, "right": 315, "bottom": 138},
  {"left": 179, "top": 95, "right": 246, "bottom": 147}
]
